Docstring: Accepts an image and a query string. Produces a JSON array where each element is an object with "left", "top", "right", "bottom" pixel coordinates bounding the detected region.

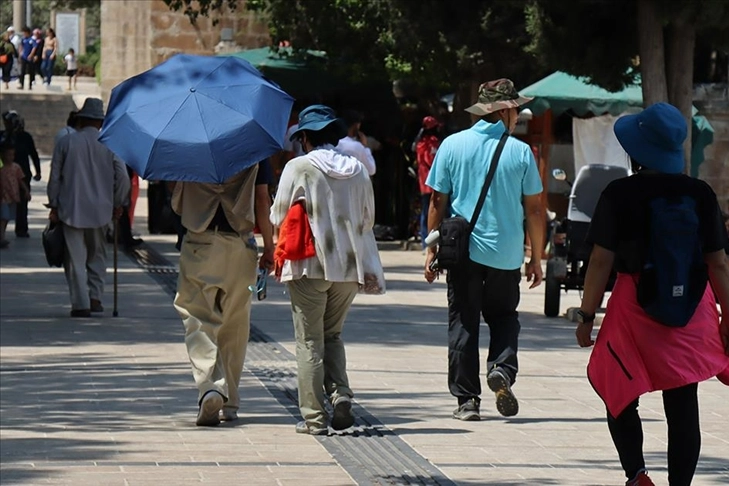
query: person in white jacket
[
  {"left": 335, "top": 109, "right": 377, "bottom": 176},
  {"left": 271, "top": 105, "right": 385, "bottom": 435}
]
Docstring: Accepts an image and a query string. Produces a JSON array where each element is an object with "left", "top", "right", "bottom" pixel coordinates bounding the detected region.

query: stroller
[{"left": 544, "top": 163, "right": 630, "bottom": 317}]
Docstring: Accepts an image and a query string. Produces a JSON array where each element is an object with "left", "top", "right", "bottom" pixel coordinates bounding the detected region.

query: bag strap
[{"left": 468, "top": 131, "right": 509, "bottom": 232}]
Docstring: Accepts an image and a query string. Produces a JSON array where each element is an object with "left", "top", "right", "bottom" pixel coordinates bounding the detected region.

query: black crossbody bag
[{"left": 436, "top": 132, "right": 508, "bottom": 270}]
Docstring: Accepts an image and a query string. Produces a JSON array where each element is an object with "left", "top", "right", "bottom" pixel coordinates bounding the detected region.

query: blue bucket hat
[
  {"left": 613, "top": 102, "right": 686, "bottom": 174},
  {"left": 289, "top": 104, "right": 347, "bottom": 141}
]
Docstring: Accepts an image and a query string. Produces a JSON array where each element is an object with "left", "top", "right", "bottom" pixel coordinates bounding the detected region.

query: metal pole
[
  {"left": 25, "top": 0, "right": 32, "bottom": 27},
  {"left": 113, "top": 218, "right": 119, "bottom": 317}
]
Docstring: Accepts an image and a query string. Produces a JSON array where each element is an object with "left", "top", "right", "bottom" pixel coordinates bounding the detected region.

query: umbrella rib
[{"left": 192, "top": 94, "right": 220, "bottom": 180}]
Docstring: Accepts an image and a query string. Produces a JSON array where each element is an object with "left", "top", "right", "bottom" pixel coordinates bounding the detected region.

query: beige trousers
[
  {"left": 174, "top": 230, "right": 257, "bottom": 411},
  {"left": 286, "top": 278, "right": 359, "bottom": 428},
  {"left": 62, "top": 225, "right": 107, "bottom": 311}
]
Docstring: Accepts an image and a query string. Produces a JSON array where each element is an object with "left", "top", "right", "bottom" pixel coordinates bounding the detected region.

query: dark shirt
[
  {"left": 255, "top": 158, "right": 273, "bottom": 186},
  {"left": 0, "top": 130, "right": 40, "bottom": 180},
  {"left": 202, "top": 159, "right": 274, "bottom": 237},
  {"left": 586, "top": 172, "right": 728, "bottom": 274},
  {"left": 34, "top": 38, "right": 44, "bottom": 61}
]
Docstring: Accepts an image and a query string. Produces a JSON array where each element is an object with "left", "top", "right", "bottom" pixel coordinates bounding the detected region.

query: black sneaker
[
  {"left": 487, "top": 368, "right": 519, "bottom": 417},
  {"left": 453, "top": 398, "right": 480, "bottom": 421},
  {"left": 331, "top": 395, "right": 355, "bottom": 431}
]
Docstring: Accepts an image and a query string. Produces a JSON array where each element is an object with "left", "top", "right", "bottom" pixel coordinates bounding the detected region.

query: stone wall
[
  {"left": 100, "top": 0, "right": 269, "bottom": 101},
  {"left": 100, "top": 0, "right": 153, "bottom": 101}
]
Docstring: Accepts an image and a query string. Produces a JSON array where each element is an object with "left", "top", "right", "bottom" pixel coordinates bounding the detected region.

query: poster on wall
[{"left": 55, "top": 12, "right": 80, "bottom": 55}]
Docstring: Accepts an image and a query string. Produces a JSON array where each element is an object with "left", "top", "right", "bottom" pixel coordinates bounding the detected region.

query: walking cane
[{"left": 113, "top": 218, "right": 119, "bottom": 317}]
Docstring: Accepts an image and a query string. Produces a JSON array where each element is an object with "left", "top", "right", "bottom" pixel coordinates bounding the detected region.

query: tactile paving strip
[{"left": 128, "top": 245, "right": 456, "bottom": 486}]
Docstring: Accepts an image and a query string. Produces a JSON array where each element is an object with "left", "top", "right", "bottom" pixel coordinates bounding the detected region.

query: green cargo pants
[{"left": 286, "top": 277, "right": 359, "bottom": 428}]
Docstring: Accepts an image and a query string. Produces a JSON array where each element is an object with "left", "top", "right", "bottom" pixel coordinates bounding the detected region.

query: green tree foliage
[
  {"left": 165, "top": 0, "right": 544, "bottom": 91},
  {"left": 0, "top": 0, "right": 100, "bottom": 46},
  {"left": 163, "top": 0, "right": 239, "bottom": 25},
  {"left": 527, "top": 0, "right": 729, "bottom": 172},
  {"left": 526, "top": 0, "right": 729, "bottom": 91},
  {"left": 525, "top": 0, "right": 639, "bottom": 92}
]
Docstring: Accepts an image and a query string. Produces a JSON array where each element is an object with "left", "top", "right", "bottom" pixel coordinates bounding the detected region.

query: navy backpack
[{"left": 637, "top": 195, "right": 708, "bottom": 327}]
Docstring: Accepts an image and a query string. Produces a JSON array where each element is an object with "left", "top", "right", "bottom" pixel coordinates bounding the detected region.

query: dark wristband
[{"left": 577, "top": 310, "right": 596, "bottom": 323}]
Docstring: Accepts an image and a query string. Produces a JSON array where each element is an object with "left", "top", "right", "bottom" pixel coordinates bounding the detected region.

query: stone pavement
[{"left": 1, "top": 160, "right": 728, "bottom": 485}]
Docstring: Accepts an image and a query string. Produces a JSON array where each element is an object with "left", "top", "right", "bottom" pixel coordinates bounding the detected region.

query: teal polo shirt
[{"left": 426, "top": 120, "right": 543, "bottom": 270}]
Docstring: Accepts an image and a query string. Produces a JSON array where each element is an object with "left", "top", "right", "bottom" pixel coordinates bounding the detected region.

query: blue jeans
[
  {"left": 41, "top": 50, "right": 54, "bottom": 84},
  {"left": 420, "top": 193, "right": 431, "bottom": 249}
]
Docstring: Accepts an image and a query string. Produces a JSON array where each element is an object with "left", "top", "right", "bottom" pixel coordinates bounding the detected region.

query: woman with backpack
[{"left": 575, "top": 102, "right": 729, "bottom": 486}]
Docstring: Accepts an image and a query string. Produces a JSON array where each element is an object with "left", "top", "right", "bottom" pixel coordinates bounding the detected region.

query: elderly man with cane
[{"left": 47, "top": 98, "right": 130, "bottom": 318}]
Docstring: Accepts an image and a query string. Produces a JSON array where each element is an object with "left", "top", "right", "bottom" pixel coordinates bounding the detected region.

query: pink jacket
[{"left": 588, "top": 273, "right": 729, "bottom": 418}]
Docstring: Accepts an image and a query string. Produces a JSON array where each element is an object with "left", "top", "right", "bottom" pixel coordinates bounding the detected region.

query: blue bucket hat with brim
[
  {"left": 613, "top": 102, "right": 686, "bottom": 174},
  {"left": 289, "top": 104, "right": 347, "bottom": 141}
]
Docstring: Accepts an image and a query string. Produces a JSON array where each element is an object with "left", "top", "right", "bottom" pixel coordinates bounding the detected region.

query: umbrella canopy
[{"left": 100, "top": 54, "right": 295, "bottom": 183}]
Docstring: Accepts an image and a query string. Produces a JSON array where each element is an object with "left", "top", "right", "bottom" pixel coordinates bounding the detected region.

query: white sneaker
[{"left": 196, "top": 391, "right": 223, "bottom": 426}]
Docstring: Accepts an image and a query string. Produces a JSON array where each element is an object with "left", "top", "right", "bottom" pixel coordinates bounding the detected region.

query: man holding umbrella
[
  {"left": 172, "top": 163, "right": 274, "bottom": 426},
  {"left": 47, "top": 98, "right": 131, "bottom": 317},
  {"left": 97, "top": 54, "right": 294, "bottom": 426}
]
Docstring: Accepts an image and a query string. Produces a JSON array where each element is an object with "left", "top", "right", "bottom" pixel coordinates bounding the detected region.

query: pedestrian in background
[
  {"left": 47, "top": 98, "right": 130, "bottom": 317},
  {"left": 336, "top": 109, "right": 377, "bottom": 176},
  {"left": 54, "top": 110, "right": 79, "bottom": 146},
  {"left": 414, "top": 116, "right": 441, "bottom": 250},
  {"left": 41, "top": 28, "right": 57, "bottom": 86},
  {"left": 17, "top": 26, "right": 36, "bottom": 90},
  {"left": 1, "top": 111, "right": 40, "bottom": 238},
  {"left": 0, "top": 31, "right": 17, "bottom": 90},
  {"left": 271, "top": 105, "right": 385, "bottom": 435},
  {"left": 32, "top": 29, "right": 43, "bottom": 86},
  {"left": 576, "top": 103, "right": 729, "bottom": 486},
  {"left": 173, "top": 159, "right": 274, "bottom": 426},
  {"left": 64, "top": 48, "right": 77, "bottom": 91},
  {"left": 425, "top": 79, "right": 544, "bottom": 422},
  {"left": 6, "top": 26, "right": 21, "bottom": 52},
  {"left": 0, "top": 135, "right": 30, "bottom": 249}
]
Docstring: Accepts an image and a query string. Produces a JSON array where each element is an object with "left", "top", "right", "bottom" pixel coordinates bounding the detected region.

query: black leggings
[{"left": 607, "top": 383, "right": 700, "bottom": 486}]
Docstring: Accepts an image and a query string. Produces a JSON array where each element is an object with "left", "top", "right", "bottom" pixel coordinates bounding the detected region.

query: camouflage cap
[{"left": 465, "top": 78, "right": 533, "bottom": 116}]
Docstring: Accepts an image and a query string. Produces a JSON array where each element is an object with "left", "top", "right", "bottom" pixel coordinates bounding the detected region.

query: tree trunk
[
  {"left": 666, "top": 21, "right": 696, "bottom": 174},
  {"left": 637, "top": 0, "right": 668, "bottom": 105}
]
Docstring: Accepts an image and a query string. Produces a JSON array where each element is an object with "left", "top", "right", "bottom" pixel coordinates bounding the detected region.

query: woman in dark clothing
[
  {"left": 576, "top": 103, "right": 729, "bottom": 486},
  {"left": 1, "top": 112, "right": 40, "bottom": 237}
]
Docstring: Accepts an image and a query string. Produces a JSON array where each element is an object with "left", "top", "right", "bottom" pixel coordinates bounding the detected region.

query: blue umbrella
[{"left": 99, "top": 54, "right": 294, "bottom": 183}]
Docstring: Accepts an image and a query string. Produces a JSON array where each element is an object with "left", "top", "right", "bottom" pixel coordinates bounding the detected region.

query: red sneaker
[{"left": 627, "top": 471, "right": 655, "bottom": 486}]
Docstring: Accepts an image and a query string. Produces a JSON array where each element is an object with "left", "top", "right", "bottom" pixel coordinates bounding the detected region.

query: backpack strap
[{"left": 468, "top": 131, "right": 508, "bottom": 233}]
